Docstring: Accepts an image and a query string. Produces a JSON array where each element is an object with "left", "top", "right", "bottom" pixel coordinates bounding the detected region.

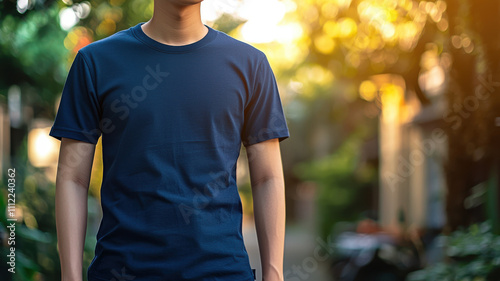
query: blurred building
[{"left": 364, "top": 71, "right": 448, "bottom": 231}]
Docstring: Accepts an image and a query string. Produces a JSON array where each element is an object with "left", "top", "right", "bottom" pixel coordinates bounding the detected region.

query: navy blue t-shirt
[{"left": 49, "top": 22, "right": 289, "bottom": 281}]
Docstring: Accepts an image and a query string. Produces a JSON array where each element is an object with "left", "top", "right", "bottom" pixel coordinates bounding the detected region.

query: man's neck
[{"left": 141, "top": 1, "right": 208, "bottom": 46}]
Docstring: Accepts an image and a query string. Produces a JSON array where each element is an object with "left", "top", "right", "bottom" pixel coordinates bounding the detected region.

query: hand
[
  {"left": 262, "top": 270, "right": 284, "bottom": 281},
  {"left": 61, "top": 275, "right": 83, "bottom": 281},
  {"left": 262, "top": 276, "right": 284, "bottom": 281}
]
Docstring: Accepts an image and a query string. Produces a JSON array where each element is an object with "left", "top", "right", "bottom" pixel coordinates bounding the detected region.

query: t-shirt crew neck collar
[{"left": 131, "top": 22, "right": 217, "bottom": 53}]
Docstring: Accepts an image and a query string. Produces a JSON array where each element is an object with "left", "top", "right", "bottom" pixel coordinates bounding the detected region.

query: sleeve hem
[
  {"left": 49, "top": 126, "right": 100, "bottom": 144},
  {"left": 242, "top": 130, "right": 290, "bottom": 147}
]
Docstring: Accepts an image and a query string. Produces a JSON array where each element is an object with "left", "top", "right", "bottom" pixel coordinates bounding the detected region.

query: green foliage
[
  {"left": 407, "top": 222, "right": 500, "bottom": 281},
  {"left": 0, "top": 2, "right": 68, "bottom": 111},
  {"left": 1, "top": 139, "right": 55, "bottom": 281},
  {"left": 294, "top": 134, "right": 376, "bottom": 239},
  {"left": 211, "top": 13, "right": 246, "bottom": 35},
  {"left": 0, "top": 136, "right": 98, "bottom": 281}
]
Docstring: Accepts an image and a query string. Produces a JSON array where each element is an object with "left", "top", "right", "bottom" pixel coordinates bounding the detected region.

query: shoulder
[
  {"left": 211, "top": 28, "right": 267, "bottom": 62},
  {"left": 77, "top": 27, "right": 134, "bottom": 60}
]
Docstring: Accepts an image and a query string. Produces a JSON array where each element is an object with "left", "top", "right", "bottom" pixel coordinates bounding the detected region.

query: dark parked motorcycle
[{"left": 330, "top": 231, "right": 421, "bottom": 281}]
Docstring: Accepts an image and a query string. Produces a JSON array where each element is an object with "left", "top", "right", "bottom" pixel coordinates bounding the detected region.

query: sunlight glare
[
  {"left": 239, "top": 0, "right": 287, "bottom": 43},
  {"left": 59, "top": 7, "right": 79, "bottom": 30}
]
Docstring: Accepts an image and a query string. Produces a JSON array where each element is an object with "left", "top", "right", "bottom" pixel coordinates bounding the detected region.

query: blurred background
[{"left": 1, "top": 0, "right": 500, "bottom": 280}]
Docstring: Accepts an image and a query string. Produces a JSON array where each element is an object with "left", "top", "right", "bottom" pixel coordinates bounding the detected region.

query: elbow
[
  {"left": 251, "top": 175, "right": 284, "bottom": 189},
  {"left": 56, "top": 166, "right": 91, "bottom": 190}
]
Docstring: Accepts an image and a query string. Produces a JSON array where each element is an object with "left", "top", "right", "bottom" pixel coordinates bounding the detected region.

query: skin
[
  {"left": 246, "top": 138, "right": 286, "bottom": 281},
  {"left": 141, "top": 0, "right": 208, "bottom": 46},
  {"left": 56, "top": 138, "right": 95, "bottom": 281},
  {"left": 56, "top": 1, "right": 286, "bottom": 280}
]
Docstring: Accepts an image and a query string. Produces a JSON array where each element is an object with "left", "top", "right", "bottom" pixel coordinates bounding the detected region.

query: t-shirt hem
[
  {"left": 87, "top": 274, "right": 108, "bottom": 281},
  {"left": 87, "top": 273, "right": 255, "bottom": 281},
  {"left": 49, "top": 126, "right": 100, "bottom": 144}
]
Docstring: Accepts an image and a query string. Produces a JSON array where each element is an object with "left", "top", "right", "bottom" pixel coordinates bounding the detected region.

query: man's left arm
[{"left": 246, "top": 138, "right": 286, "bottom": 281}]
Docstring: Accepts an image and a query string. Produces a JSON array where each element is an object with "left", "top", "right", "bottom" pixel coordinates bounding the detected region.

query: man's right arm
[{"left": 55, "top": 137, "right": 96, "bottom": 281}]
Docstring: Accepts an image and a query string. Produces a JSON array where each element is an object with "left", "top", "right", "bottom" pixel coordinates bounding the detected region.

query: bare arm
[
  {"left": 246, "top": 138, "right": 286, "bottom": 281},
  {"left": 55, "top": 137, "right": 96, "bottom": 281}
]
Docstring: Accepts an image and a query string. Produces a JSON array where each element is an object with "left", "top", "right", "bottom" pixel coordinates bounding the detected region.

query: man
[{"left": 50, "top": 1, "right": 289, "bottom": 280}]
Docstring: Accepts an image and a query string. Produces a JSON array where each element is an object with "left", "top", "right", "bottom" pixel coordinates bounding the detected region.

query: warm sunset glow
[
  {"left": 28, "top": 126, "right": 60, "bottom": 168},
  {"left": 360, "top": 80, "right": 378, "bottom": 101}
]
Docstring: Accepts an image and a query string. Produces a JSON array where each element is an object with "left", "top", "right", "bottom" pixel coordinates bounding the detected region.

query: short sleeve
[
  {"left": 49, "top": 51, "right": 102, "bottom": 144},
  {"left": 241, "top": 54, "right": 290, "bottom": 147}
]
